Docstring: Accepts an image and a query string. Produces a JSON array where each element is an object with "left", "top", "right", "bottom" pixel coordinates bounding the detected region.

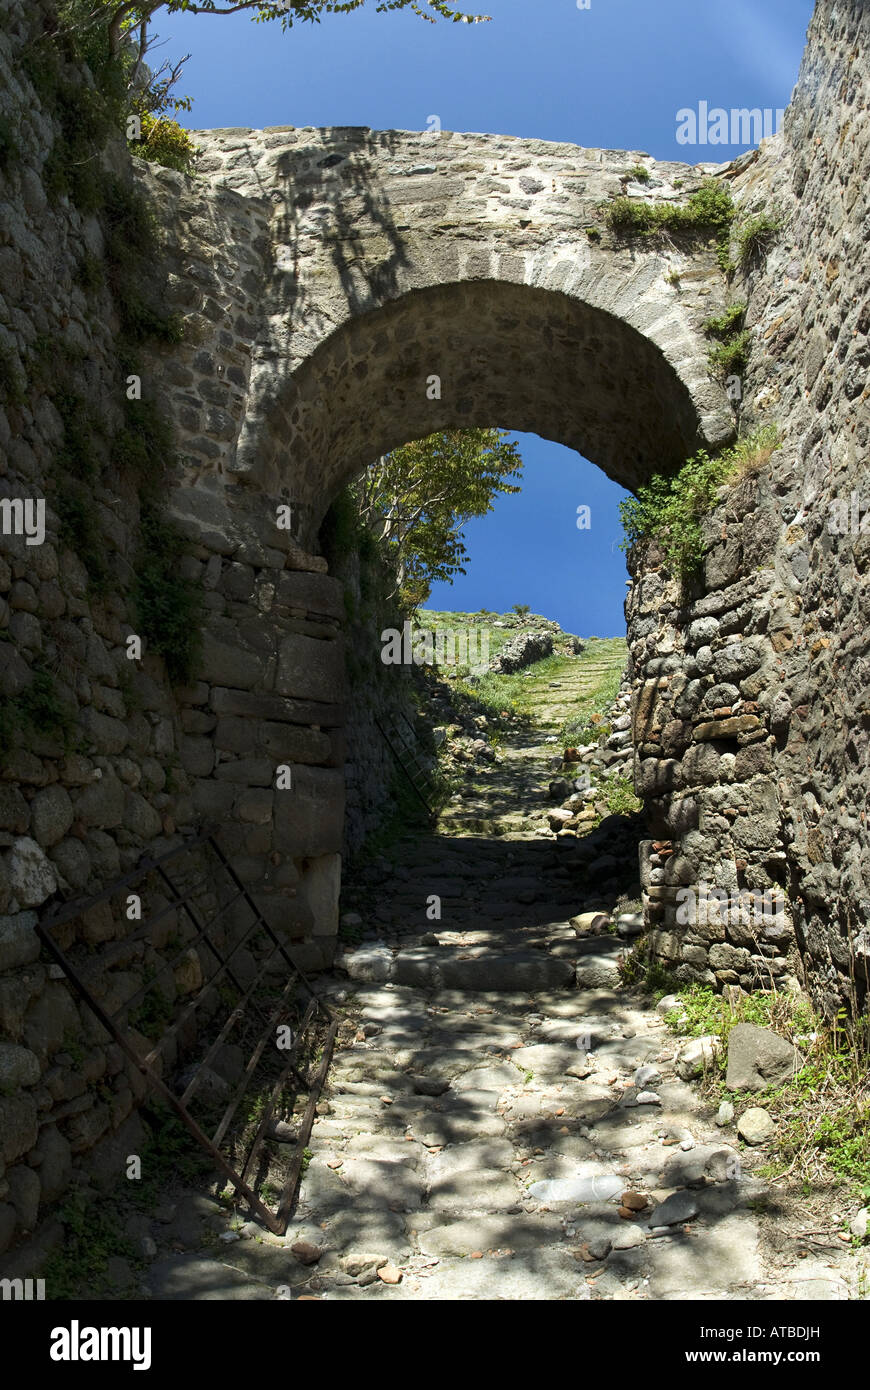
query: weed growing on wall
[
  {"left": 133, "top": 505, "right": 204, "bottom": 685},
  {"left": 0, "top": 662, "right": 75, "bottom": 757},
  {"left": 620, "top": 425, "right": 782, "bottom": 581},
  {"left": 6, "top": 15, "right": 204, "bottom": 687},
  {"left": 603, "top": 178, "right": 737, "bottom": 271},
  {"left": 736, "top": 211, "right": 782, "bottom": 265},
  {"left": 703, "top": 302, "right": 750, "bottom": 377},
  {"left": 132, "top": 110, "right": 197, "bottom": 174}
]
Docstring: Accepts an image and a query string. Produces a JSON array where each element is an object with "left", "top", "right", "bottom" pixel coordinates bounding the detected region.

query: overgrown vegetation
[
  {"left": 660, "top": 984, "right": 870, "bottom": 1193},
  {"left": 619, "top": 424, "right": 782, "bottom": 581},
  {"left": 708, "top": 329, "right": 752, "bottom": 377},
  {"left": 703, "top": 302, "right": 750, "bottom": 377},
  {"left": 601, "top": 772, "right": 643, "bottom": 818},
  {"left": 133, "top": 505, "right": 204, "bottom": 684},
  {"left": 703, "top": 302, "right": 747, "bottom": 339},
  {"left": 0, "top": 664, "right": 75, "bottom": 757},
  {"left": 736, "top": 211, "right": 782, "bottom": 266},
  {"left": 55, "top": 478, "right": 110, "bottom": 590},
  {"left": 132, "top": 108, "right": 197, "bottom": 174},
  {"left": 8, "top": 10, "right": 202, "bottom": 687},
  {"left": 41, "top": 1189, "right": 141, "bottom": 1300},
  {"left": 602, "top": 178, "right": 737, "bottom": 271}
]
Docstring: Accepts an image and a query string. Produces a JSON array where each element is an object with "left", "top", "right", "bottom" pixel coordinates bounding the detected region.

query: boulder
[
  {"left": 651, "top": 1191, "right": 699, "bottom": 1226},
  {"left": 570, "top": 911, "right": 610, "bottom": 937},
  {"left": 341, "top": 945, "right": 392, "bottom": 983},
  {"left": 849, "top": 1208, "right": 869, "bottom": 1242},
  {"left": 8, "top": 838, "right": 57, "bottom": 908},
  {"left": 737, "top": 1107, "right": 775, "bottom": 1145},
  {"left": 0, "top": 1043, "right": 40, "bottom": 1089},
  {"left": 675, "top": 1034, "right": 720, "bottom": 1079},
  {"left": 725, "top": 1023, "right": 802, "bottom": 1093}
]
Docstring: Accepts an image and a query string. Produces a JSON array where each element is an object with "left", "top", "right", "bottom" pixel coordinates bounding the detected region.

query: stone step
[{"left": 340, "top": 941, "right": 577, "bottom": 992}]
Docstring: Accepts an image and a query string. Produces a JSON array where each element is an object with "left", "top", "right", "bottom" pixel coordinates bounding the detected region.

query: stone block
[
  {"left": 29, "top": 785, "right": 74, "bottom": 848},
  {"left": 725, "top": 1024, "right": 802, "bottom": 1093},
  {"left": 199, "top": 624, "right": 267, "bottom": 690},
  {"left": 75, "top": 775, "right": 125, "bottom": 829},
  {"left": 0, "top": 1043, "right": 40, "bottom": 1089},
  {"left": 275, "top": 633, "right": 345, "bottom": 704},
  {"left": 276, "top": 571, "right": 345, "bottom": 621},
  {"left": 0, "top": 1095, "right": 38, "bottom": 1166},
  {"left": 8, "top": 838, "right": 57, "bottom": 907},
  {"left": 273, "top": 766, "right": 345, "bottom": 856},
  {"left": 298, "top": 854, "right": 341, "bottom": 940},
  {"left": 0, "top": 912, "right": 40, "bottom": 972}
]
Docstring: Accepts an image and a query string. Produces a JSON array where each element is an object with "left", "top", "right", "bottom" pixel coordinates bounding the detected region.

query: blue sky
[{"left": 156, "top": 0, "right": 814, "bottom": 635}]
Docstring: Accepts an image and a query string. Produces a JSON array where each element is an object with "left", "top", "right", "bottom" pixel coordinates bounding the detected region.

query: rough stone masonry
[{"left": 0, "top": 0, "right": 867, "bottom": 1256}]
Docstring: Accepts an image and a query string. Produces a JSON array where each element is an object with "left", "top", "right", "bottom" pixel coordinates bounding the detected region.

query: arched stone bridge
[
  {"left": 148, "top": 126, "right": 739, "bottom": 544},
  {"left": 138, "top": 126, "right": 744, "bottom": 964}
]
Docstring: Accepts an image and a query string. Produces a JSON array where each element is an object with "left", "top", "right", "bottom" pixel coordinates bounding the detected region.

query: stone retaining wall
[{"left": 628, "top": 0, "right": 870, "bottom": 1011}]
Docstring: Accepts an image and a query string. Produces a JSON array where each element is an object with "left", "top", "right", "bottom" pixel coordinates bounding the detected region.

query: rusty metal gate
[{"left": 36, "top": 828, "right": 337, "bottom": 1235}]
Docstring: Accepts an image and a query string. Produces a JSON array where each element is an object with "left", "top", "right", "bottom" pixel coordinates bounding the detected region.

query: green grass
[
  {"left": 662, "top": 983, "right": 814, "bottom": 1048},
  {"left": 662, "top": 985, "right": 870, "bottom": 1192},
  {"left": 41, "top": 1189, "right": 141, "bottom": 1300},
  {"left": 601, "top": 773, "right": 643, "bottom": 818},
  {"left": 453, "top": 651, "right": 565, "bottom": 720}
]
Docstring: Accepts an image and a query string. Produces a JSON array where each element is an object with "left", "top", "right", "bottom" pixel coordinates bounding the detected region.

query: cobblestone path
[{"left": 139, "top": 645, "right": 864, "bottom": 1302}]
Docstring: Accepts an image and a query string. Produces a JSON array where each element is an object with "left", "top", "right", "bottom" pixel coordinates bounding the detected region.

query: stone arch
[
  {"left": 242, "top": 277, "right": 733, "bottom": 540},
  {"left": 174, "top": 125, "right": 740, "bottom": 532}
]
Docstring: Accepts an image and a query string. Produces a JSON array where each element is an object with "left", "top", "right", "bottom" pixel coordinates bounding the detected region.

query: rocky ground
[{"left": 41, "top": 638, "right": 869, "bottom": 1302}]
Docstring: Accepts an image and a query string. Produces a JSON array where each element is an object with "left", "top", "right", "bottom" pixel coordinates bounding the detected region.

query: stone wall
[
  {"left": 0, "top": 0, "right": 177, "bottom": 1255},
  {"left": 327, "top": 543, "right": 419, "bottom": 862},
  {"left": 0, "top": 0, "right": 346, "bottom": 1258},
  {"left": 630, "top": 0, "right": 870, "bottom": 1014}
]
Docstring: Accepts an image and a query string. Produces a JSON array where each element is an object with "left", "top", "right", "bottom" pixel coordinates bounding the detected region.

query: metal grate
[
  {"left": 376, "top": 711, "right": 435, "bottom": 814},
  {"left": 36, "top": 828, "right": 337, "bottom": 1235}
]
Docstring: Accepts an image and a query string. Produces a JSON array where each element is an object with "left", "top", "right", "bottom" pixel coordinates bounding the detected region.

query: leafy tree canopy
[
  {"left": 64, "top": 1, "right": 489, "bottom": 56},
  {"left": 355, "top": 428, "right": 522, "bottom": 609}
]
